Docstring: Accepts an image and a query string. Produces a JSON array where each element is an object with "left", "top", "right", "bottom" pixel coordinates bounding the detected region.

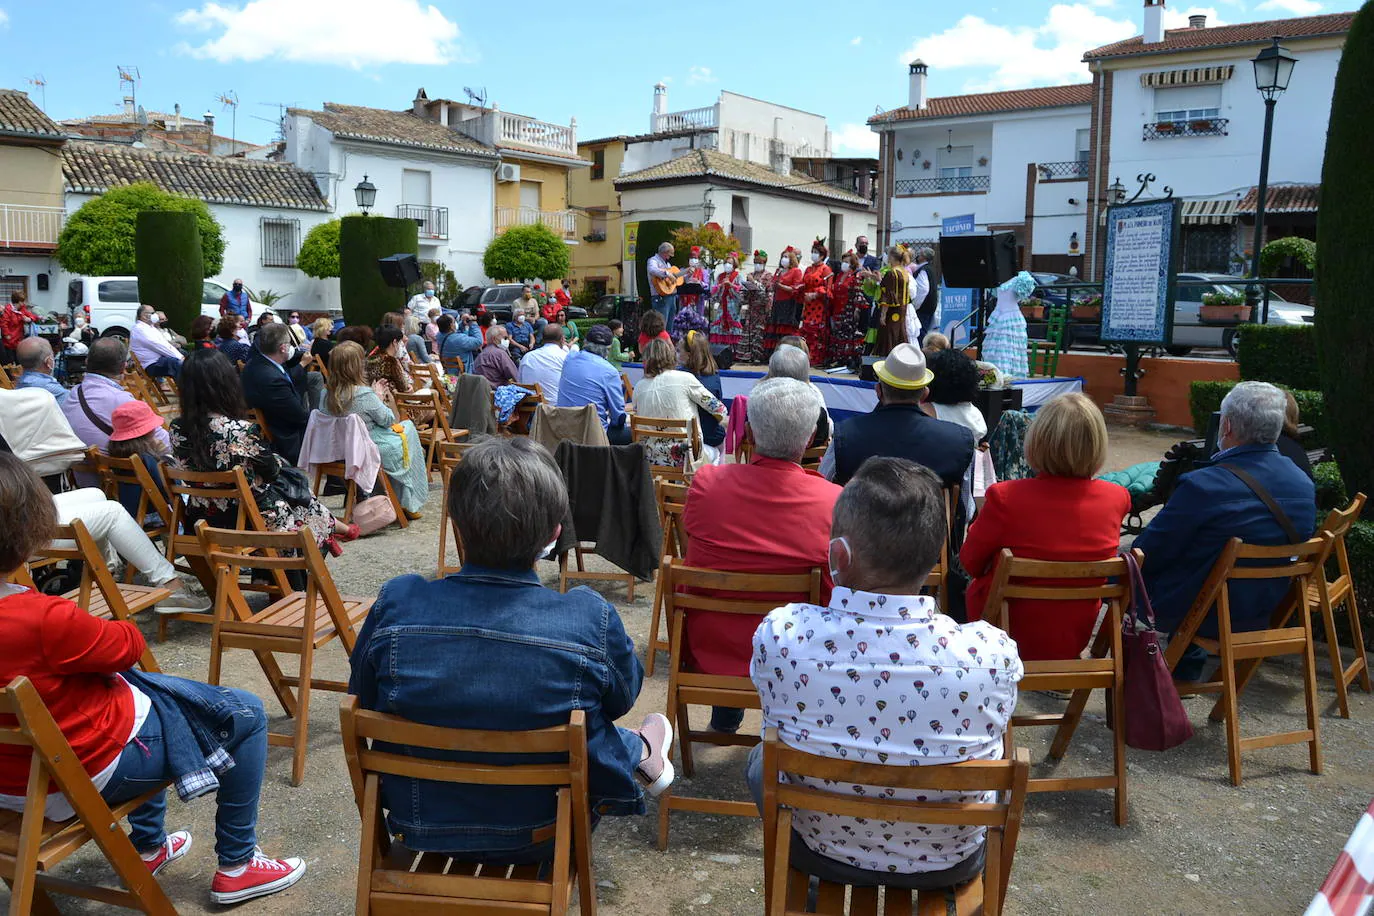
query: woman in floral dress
[
  {"left": 830, "top": 249, "right": 868, "bottom": 368},
  {"left": 736, "top": 250, "right": 773, "bottom": 365},
  {"left": 672, "top": 246, "right": 712, "bottom": 340},
  {"left": 765, "top": 246, "right": 804, "bottom": 359},
  {"left": 169, "top": 349, "right": 356, "bottom": 554},
  {"left": 709, "top": 251, "right": 744, "bottom": 348},
  {"left": 798, "top": 238, "right": 834, "bottom": 366}
]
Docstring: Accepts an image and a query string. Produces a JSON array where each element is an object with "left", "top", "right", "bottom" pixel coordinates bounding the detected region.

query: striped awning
[
  {"left": 1182, "top": 197, "right": 1240, "bottom": 225},
  {"left": 1140, "top": 65, "right": 1236, "bottom": 88}
]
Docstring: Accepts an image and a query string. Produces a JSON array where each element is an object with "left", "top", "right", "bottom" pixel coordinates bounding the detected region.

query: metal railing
[
  {"left": 1037, "top": 160, "right": 1090, "bottom": 180},
  {"left": 397, "top": 204, "right": 449, "bottom": 240},
  {"left": 495, "top": 207, "right": 577, "bottom": 238},
  {"left": 894, "top": 175, "right": 991, "bottom": 195},
  {"left": 1142, "top": 118, "right": 1229, "bottom": 140},
  {"left": 653, "top": 105, "right": 718, "bottom": 133},
  {"left": 0, "top": 204, "right": 64, "bottom": 248}
]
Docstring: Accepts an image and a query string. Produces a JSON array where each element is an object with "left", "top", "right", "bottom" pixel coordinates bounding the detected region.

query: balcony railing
[
  {"left": 1037, "top": 160, "right": 1090, "bottom": 180},
  {"left": 495, "top": 207, "right": 577, "bottom": 240},
  {"left": 1143, "top": 118, "right": 1229, "bottom": 141},
  {"left": 0, "top": 204, "right": 64, "bottom": 250},
  {"left": 454, "top": 109, "right": 578, "bottom": 157},
  {"left": 397, "top": 204, "right": 449, "bottom": 240},
  {"left": 894, "top": 175, "right": 991, "bottom": 196},
  {"left": 653, "top": 105, "right": 718, "bottom": 134}
]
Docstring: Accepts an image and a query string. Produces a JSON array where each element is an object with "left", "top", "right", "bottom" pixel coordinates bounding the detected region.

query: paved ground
[{"left": 11, "top": 425, "right": 1374, "bottom": 915}]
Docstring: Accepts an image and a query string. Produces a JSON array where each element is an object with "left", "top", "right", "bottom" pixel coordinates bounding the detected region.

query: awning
[
  {"left": 1140, "top": 65, "right": 1235, "bottom": 88},
  {"left": 1097, "top": 196, "right": 1239, "bottom": 226}
]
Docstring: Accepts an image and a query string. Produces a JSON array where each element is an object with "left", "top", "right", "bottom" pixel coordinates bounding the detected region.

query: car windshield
[{"left": 482, "top": 287, "right": 524, "bottom": 305}]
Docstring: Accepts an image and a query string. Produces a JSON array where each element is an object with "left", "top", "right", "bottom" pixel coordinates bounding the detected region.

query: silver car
[{"left": 1168, "top": 273, "right": 1314, "bottom": 357}]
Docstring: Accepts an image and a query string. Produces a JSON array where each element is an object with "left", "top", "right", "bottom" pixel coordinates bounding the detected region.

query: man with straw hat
[{"left": 820, "top": 342, "right": 975, "bottom": 488}]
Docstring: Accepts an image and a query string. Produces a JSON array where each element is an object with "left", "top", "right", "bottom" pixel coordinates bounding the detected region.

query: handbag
[
  {"left": 269, "top": 465, "right": 316, "bottom": 509},
  {"left": 352, "top": 495, "right": 397, "bottom": 536},
  {"left": 1119, "top": 550, "right": 1194, "bottom": 751}
]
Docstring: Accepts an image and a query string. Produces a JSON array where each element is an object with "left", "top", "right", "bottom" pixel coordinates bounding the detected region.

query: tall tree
[
  {"left": 482, "top": 223, "right": 570, "bottom": 282},
  {"left": 338, "top": 215, "right": 419, "bottom": 328},
  {"left": 57, "top": 182, "right": 225, "bottom": 277},
  {"left": 135, "top": 211, "right": 203, "bottom": 333}
]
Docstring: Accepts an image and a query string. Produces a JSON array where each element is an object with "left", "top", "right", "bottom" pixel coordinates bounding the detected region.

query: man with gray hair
[
  {"left": 14, "top": 337, "right": 68, "bottom": 405},
  {"left": 1137, "top": 380, "right": 1316, "bottom": 681},
  {"left": 682, "top": 377, "right": 841, "bottom": 733},
  {"left": 556, "top": 324, "right": 629, "bottom": 443},
  {"left": 647, "top": 241, "right": 679, "bottom": 324}
]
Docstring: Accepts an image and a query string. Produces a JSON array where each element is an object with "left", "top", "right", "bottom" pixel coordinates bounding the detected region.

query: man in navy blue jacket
[{"left": 1135, "top": 381, "right": 1316, "bottom": 681}]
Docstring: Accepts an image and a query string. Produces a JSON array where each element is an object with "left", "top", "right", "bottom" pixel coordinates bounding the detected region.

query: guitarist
[{"left": 647, "top": 241, "right": 681, "bottom": 325}]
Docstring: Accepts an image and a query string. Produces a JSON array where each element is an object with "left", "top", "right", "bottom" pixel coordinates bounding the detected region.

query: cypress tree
[{"left": 134, "top": 210, "right": 203, "bottom": 335}]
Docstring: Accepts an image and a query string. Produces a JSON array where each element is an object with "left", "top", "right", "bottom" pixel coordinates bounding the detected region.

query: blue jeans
[
  {"left": 143, "top": 355, "right": 182, "bottom": 381},
  {"left": 102, "top": 688, "right": 268, "bottom": 868},
  {"left": 651, "top": 294, "right": 678, "bottom": 325},
  {"left": 607, "top": 417, "right": 633, "bottom": 446}
]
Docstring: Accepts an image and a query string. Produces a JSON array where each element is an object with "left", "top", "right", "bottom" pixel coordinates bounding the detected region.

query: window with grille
[
  {"left": 591, "top": 148, "right": 605, "bottom": 181},
  {"left": 261, "top": 218, "right": 301, "bottom": 268}
]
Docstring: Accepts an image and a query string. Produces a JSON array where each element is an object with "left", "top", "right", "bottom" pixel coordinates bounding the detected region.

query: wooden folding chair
[
  {"left": 0, "top": 677, "right": 177, "bottom": 915},
  {"left": 762, "top": 731, "right": 1031, "bottom": 916},
  {"left": 125, "top": 351, "right": 175, "bottom": 405},
  {"left": 30, "top": 519, "right": 167, "bottom": 672},
  {"left": 440, "top": 354, "right": 466, "bottom": 377},
  {"left": 799, "top": 439, "right": 829, "bottom": 473},
  {"left": 981, "top": 549, "right": 1135, "bottom": 825},
  {"left": 918, "top": 488, "right": 959, "bottom": 614},
  {"left": 340, "top": 698, "right": 597, "bottom": 916},
  {"left": 631, "top": 415, "right": 700, "bottom": 483},
  {"left": 436, "top": 441, "right": 475, "bottom": 576},
  {"left": 248, "top": 407, "right": 275, "bottom": 443},
  {"left": 1164, "top": 535, "right": 1328, "bottom": 786},
  {"left": 506, "top": 381, "right": 545, "bottom": 437},
  {"left": 657, "top": 560, "right": 822, "bottom": 850},
  {"left": 198, "top": 523, "right": 373, "bottom": 786},
  {"left": 620, "top": 372, "right": 634, "bottom": 408},
  {"left": 410, "top": 362, "right": 451, "bottom": 413},
  {"left": 646, "top": 478, "right": 689, "bottom": 677},
  {"left": 394, "top": 390, "right": 464, "bottom": 476},
  {"left": 90, "top": 452, "right": 173, "bottom": 557},
  {"left": 1302, "top": 494, "right": 1370, "bottom": 718},
  {"left": 0, "top": 366, "right": 15, "bottom": 389}
]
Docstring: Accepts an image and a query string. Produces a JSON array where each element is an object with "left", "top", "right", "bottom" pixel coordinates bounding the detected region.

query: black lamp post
[
  {"left": 354, "top": 174, "right": 377, "bottom": 215},
  {"left": 1107, "top": 177, "right": 1127, "bottom": 204},
  {"left": 702, "top": 196, "right": 716, "bottom": 224},
  {"left": 1248, "top": 36, "right": 1298, "bottom": 317}
]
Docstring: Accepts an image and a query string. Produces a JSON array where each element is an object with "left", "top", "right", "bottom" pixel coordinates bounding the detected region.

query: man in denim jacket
[{"left": 349, "top": 437, "right": 673, "bottom": 862}]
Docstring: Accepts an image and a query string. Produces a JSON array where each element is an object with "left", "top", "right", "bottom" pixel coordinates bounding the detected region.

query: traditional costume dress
[
  {"left": 737, "top": 255, "right": 773, "bottom": 365},
  {"left": 982, "top": 271, "right": 1033, "bottom": 379},
  {"left": 799, "top": 247, "right": 834, "bottom": 366},
  {"left": 709, "top": 261, "right": 744, "bottom": 348},
  {"left": 830, "top": 261, "right": 867, "bottom": 367},
  {"left": 765, "top": 246, "right": 804, "bottom": 358},
  {"left": 672, "top": 246, "right": 712, "bottom": 341},
  {"left": 874, "top": 265, "right": 911, "bottom": 357}
]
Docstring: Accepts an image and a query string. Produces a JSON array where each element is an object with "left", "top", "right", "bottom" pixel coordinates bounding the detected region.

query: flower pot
[
  {"left": 1155, "top": 122, "right": 1177, "bottom": 133},
  {"left": 1072, "top": 305, "right": 1101, "bottom": 321},
  {"left": 1200, "top": 303, "right": 1252, "bottom": 323},
  {"left": 1019, "top": 304, "right": 1043, "bottom": 320}
]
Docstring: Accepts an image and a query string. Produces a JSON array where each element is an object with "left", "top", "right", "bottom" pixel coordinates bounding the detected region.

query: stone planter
[
  {"left": 1072, "top": 305, "right": 1101, "bottom": 321},
  {"left": 1019, "top": 304, "right": 1043, "bottom": 320}
]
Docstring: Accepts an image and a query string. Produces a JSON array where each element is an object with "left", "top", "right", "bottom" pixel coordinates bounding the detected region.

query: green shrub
[
  {"left": 297, "top": 219, "right": 340, "bottom": 279},
  {"left": 1348, "top": 520, "right": 1374, "bottom": 649},
  {"left": 57, "top": 182, "right": 224, "bottom": 277},
  {"left": 482, "top": 223, "right": 570, "bottom": 283},
  {"left": 1236, "top": 324, "right": 1320, "bottom": 390},
  {"left": 338, "top": 216, "right": 418, "bottom": 329},
  {"left": 1189, "top": 380, "right": 1325, "bottom": 442},
  {"left": 1259, "top": 236, "right": 1316, "bottom": 277},
  {"left": 134, "top": 210, "right": 203, "bottom": 333},
  {"left": 1314, "top": 462, "right": 1348, "bottom": 512}
]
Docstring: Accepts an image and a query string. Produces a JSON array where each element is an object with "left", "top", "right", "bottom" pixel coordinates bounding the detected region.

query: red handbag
[{"left": 1119, "top": 551, "right": 1194, "bottom": 751}]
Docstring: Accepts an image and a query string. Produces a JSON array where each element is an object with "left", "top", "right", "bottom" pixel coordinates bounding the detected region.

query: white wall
[
  {"left": 1031, "top": 179, "right": 1089, "bottom": 257},
  {"left": 621, "top": 132, "right": 716, "bottom": 176},
  {"left": 716, "top": 92, "right": 831, "bottom": 160},
  {"left": 0, "top": 252, "right": 64, "bottom": 316}
]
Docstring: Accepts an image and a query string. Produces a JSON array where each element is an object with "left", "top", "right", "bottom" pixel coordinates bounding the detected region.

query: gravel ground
[{"left": 11, "top": 425, "right": 1374, "bottom": 915}]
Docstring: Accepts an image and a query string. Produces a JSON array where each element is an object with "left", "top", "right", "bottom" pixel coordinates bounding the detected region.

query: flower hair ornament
[
  {"left": 753, "top": 249, "right": 768, "bottom": 261},
  {"left": 998, "top": 271, "right": 1038, "bottom": 300}
]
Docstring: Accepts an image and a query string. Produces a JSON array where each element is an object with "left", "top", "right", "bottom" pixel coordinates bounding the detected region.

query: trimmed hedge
[
  {"left": 1236, "top": 324, "right": 1320, "bottom": 391},
  {"left": 632, "top": 220, "right": 689, "bottom": 305},
  {"left": 1189, "top": 380, "right": 1325, "bottom": 443},
  {"left": 338, "top": 216, "right": 418, "bottom": 329},
  {"left": 134, "top": 210, "right": 203, "bottom": 334},
  {"left": 1349, "top": 521, "right": 1374, "bottom": 649},
  {"left": 1314, "top": 461, "right": 1348, "bottom": 512}
]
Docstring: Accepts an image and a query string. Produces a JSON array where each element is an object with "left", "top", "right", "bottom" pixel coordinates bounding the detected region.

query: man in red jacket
[{"left": 682, "top": 376, "right": 839, "bottom": 732}]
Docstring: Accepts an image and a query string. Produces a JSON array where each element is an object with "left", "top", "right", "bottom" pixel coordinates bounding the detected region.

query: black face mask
[
  {"left": 232, "top": 284, "right": 243, "bottom": 292},
  {"left": 856, "top": 245, "right": 868, "bottom": 254}
]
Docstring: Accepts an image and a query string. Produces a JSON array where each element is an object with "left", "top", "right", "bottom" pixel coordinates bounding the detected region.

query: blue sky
[{"left": 0, "top": 0, "right": 1326, "bottom": 156}]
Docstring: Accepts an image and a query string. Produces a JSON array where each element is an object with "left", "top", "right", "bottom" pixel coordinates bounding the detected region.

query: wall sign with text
[{"left": 1101, "top": 199, "right": 1181, "bottom": 345}]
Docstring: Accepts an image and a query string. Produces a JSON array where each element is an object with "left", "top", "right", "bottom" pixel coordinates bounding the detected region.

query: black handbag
[{"left": 267, "top": 465, "right": 315, "bottom": 509}]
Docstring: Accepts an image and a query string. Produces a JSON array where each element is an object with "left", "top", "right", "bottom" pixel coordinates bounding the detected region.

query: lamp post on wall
[
  {"left": 354, "top": 174, "right": 377, "bottom": 215},
  {"left": 1248, "top": 36, "right": 1298, "bottom": 319}
]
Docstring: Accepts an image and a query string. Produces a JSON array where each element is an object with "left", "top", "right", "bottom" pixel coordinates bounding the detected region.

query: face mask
[
  {"left": 232, "top": 284, "right": 243, "bottom": 292},
  {"left": 499, "top": 338, "right": 510, "bottom": 349},
  {"left": 828, "top": 536, "right": 851, "bottom": 585},
  {"left": 515, "top": 314, "right": 525, "bottom": 323},
  {"left": 780, "top": 257, "right": 790, "bottom": 268},
  {"left": 840, "top": 262, "right": 851, "bottom": 273},
  {"left": 689, "top": 258, "right": 699, "bottom": 267},
  {"left": 810, "top": 252, "right": 821, "bottom": 263},
  {"left": 754, "top": 262, "right": 765, "bottom": 270},
  {"left": 856, "top": 244, "right": 868, "bottom": 254},
  {"left": 540, "top": 535, "right": 559, "bottom": 559},
  {"left": 425, "top": 289, "right": 435, "bottom": 298},
  {"left": 289, "top": 316, "right": 299, "bottom": 324}
]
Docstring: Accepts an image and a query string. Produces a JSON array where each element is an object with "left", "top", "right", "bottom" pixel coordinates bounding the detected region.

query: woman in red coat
[
  {"left": 798, "top": 238, "right": 834, "bottom": 366},
  {"left": 764, "top": 246, "right": 804, "bottom": 359},
  {"left": 961, "top": 392, "right": 1130, "bottom": 661}
]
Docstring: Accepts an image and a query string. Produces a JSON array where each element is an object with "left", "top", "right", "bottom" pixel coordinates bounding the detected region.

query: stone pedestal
[{"left": 1103, "top": 394, "right": 1157, "bottom": 428}]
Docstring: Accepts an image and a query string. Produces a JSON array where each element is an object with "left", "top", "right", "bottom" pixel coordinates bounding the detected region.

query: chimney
[
  {"left": 768, "top": 139, "right": 790, "bottom": 176},
  {"left": 122, "top": 96, "right": 135, "bottom": 117},
  {"left": 908, "top": 60, "right": 929, "bottom": 111},
  {"left": 1189, "top": 13, "right": 1207, "bottom": 28},
  {"left": 203, "top": 112, "right": 215, "bottom": 154},
  {"left": 173, "top": 103, "right": 182, "bottom": 132},
  {"left": 652, "top": 82, "right": 667, "bottom": 132},
  {"left": 1144, "top": 0, "right": 1166, "bottom": 44}
]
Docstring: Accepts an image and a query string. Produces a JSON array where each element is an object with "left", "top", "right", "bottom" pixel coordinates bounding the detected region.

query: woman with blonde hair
[
  {"left": 633, "top": 337, "right": 728, "bottom": 467},
  {"left": 680, "top": 330, "right": 726, "bottom": 452},
  {"left": 960, "top": 392, "right": 1130, "bottom": 660},
  {"left": 323, "top": 342, "right": 428, "bottom": 518}
]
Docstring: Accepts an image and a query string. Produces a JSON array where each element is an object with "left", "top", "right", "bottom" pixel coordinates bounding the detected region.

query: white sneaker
[{"left": 155, "top": 590, "right": 212, "bottom": 614}]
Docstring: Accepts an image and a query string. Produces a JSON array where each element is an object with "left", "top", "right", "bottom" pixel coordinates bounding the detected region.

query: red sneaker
[
  {"left": 143, "top": 830, "right": 192, "bottom": 876},
  {"left": 210, "top": 850, "right": 306, "bottom": 905}
]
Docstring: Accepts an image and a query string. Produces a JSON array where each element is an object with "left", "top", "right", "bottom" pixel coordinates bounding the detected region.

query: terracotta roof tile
[
  {"left": 1238, "top": 183, "right": 1319, "bottom": 213},
  {"left": 615, "top": 149, "right": 872, "bottom": 207},
  {"left": 62, "top": 140, "right": 330, "bottom": 211},
  {"left": 869, "top": 84, "right": 1093, "bottom": 125},
  {"left": 289, "top": 103, "right": 498, "bottom": 158},
  {"left": 0, "top": 89, "right": 63, "bottom": 139},
  {"left": 1084, "top": 12, "right": 1355, "bottom": 60}
]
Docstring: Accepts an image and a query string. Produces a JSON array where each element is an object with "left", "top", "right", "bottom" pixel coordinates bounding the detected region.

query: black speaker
[
  {"left": 859, "top": 355, "right": 880, "bottom": 381},
  {"left": 377, "top": 253, "right": 421, "bottom": 288},
  {"left": 710, "top": 344, "right": 734, "bottom": 371},
  {"left": 939, "top": 232, "right": 1018, "bottom": 288}
]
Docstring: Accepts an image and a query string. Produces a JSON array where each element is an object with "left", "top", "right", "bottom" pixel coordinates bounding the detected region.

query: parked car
[
  {"left": 473, "top": 284, "right": 587, "bottom": 323},
  {"left": 589, "top": 294, "right": 642, "bottom": 324},
  {"left": 68, "top": 276, "right": 277, "bottom": 338},
  {"left": 1025, "top": 274, "right": 1101, "bottom": 348},
  {"left": 1169, "top": 273, "right": 1313, "bottom": 356}
]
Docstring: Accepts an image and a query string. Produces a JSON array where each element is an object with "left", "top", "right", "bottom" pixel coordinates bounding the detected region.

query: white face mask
[
  {"left": 689, "top": 258, "right": 700, "bottom": 267},
  {"left": 499, "top": 338, "right": 510, "bottom": 350},
  {"left": 780, "top": 257, "right": 790, "bottom": 268},
  {"left": 810, "top": 252, "right": 822, "bottom": 263},
  {"left": 828, "top": 536, "right": 851, "bottom": 585},
  {"left": 840, "top": 262, "right": 851, "bottom": 272},
  {"left": 754, "top": 262, "right": 766, "bottom": 271}
]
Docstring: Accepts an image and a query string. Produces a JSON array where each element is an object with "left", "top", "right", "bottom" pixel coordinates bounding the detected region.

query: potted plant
[
  {"left": 1018, "top": 296, "right": 1046, "bottom": 320},
  {"left": 1155, "top": 120, "right": 1177, "bottom": 133},
  {"left": 1189, "top": 118, "right": 1214, "bottom": 132},
  {"left": 1200, "top": 290, "right": 1251, "bottom": 322},
  {"left": 1072, "top": 293, "right": 1102, "bottom": 320}
]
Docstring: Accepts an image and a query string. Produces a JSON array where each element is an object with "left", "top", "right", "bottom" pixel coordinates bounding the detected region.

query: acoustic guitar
[{"left": 651, "top": 265, "right": 687, "bottom": 297}]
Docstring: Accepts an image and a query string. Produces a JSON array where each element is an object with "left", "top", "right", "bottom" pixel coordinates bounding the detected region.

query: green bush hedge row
[
  {"left": 1236, "top": 324, "right": 1320, "bottom": 390},
  {"left": 1189, "top": 380, "right": 1325, "bottom": 442}
]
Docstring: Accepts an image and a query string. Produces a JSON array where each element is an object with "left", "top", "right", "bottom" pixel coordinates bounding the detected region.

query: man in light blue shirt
[
  {"left": 15, "top": 337, "right": 69, "bottom": 405},
  {"left": 436, "top": 314, "right": 482, "bottom": 374},
  {"left": 556, "top": 325, "right": 629, "bottom": 444}
]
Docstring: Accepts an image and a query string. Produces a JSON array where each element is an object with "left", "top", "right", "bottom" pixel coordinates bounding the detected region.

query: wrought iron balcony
[
  {"left": 894, "top": 175, "right": 991, "bottom": 196},
  {"left": 1037, "top": 160, "right": 1090, "bottom": 180},
  {"left": 397, "top": 204, "right": 449, "bottom": 240},
  {"left": 1142, "top": 118, "right": 1229, "bottom": 141}
]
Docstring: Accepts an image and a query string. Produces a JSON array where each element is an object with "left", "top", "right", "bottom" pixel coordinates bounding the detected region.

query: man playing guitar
[{"left": 647, "top": 241, "right": 683, "bottom": 325}]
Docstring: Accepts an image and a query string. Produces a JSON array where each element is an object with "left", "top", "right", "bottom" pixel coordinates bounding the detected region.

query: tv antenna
[
  {"left": 463, "top": 86, "right": 488, "bottom": 107},
  {"left": 216, "top": 91, "right": 239, "bottom": 151},
  {"left": 252, "top": 101, "right": 295, "bottom": 145},
  {"left": 117, "top": 66, "right": 141, "bottom": 109},
  {"left": 24, "top": 75, "right": 47, "bottom": 111}
]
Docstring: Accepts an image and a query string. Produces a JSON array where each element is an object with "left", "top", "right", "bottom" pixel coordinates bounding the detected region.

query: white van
[{"left": 67, "top": 276, "right": 275, "bottom": 337}]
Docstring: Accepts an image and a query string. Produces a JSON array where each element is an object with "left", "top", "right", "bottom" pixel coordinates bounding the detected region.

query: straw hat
[{"left": 873, "top": 343, "right": 934, "bottom": 390}]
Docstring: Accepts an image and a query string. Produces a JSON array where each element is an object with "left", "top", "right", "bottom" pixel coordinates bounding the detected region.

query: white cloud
[
  {"left": 0, "top": 9, "right": 8, "bottom": 27},
  {"left": 687, "top": 65, "right": 716, "bottom": 85},
  {"left": 833, "top": 123, "right": 879, "bottom": 156},
  {"left": 175, "top": 0, "right": 459, "bottom": 67},
  {"left": 1255, "top": 0, "right": 1322, "bottom": 14},
  {"left": 850, "top": 36, "right": 862, "bottom": 46}
]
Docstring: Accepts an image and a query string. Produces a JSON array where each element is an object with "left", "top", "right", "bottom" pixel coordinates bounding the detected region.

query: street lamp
[
  {"left": 702, "top": 196, "right": 716, "bottom": 224},
  {"left": 1107, "top": 177, "right": 1127, "bottom": 204},
  {"left": 1249, "top": 36, "right": 1298, "bottom": 313},
  {"left": 354, "top": 174, "right": 377, "bottom": 215}
]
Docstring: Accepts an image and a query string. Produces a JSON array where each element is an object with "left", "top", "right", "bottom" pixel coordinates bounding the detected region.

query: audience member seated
[
  {"left": 821, "top": 343, "right": 974, "bottom": 489},
  {"left": 557, "top": 310, "right": 580, "bottom": 348},
  {"left": 518, "top": 323, "right": 569, "bottom": 404},
  {"left": 634, "top": 338, "right": 727, "bottom": 466},
  {"left": 365, "top": 326, "right": 417, "bottom": 409},
  {"left": 961, "top": 392, "right": 1129, "bottom": 660},
  {"left": 505, "top": 311, "right": 535, "bottom": 358},
  {"left": 637, "top": 309, "right": 672, "bottom": 356},
  {"left": 557, "top": 325, "right": 630, "bottom": 445},
  {"left": 106, "top": 399, "right": 172, "bottom": 519},
  {"left": 309, "top": 318, "right": 335, "bottom": 362},
  {"left": 472, "top": 325, "right": 521, "bottom": 391},
  {"left": 0, "top": 453, "right": 305, "bottom": 904},
  {"left": 922, "top": 331, "right": 950, "bottom": 355},
  {"left": 171, "top": 349, "right": 357, "bottom": 556},
  {"left": 189, "top": 315, "right": 217, "bottom": 352},
  {"left": 15, "top": 337, "right": 68, "bottom": 405},
  {"left": 242, "top": 323, "right": 312, "bottom": 464},
  {"left": 129, "top": 305, "right": 184, "bottom": 381},
  {"left": 763, "top": 345, "right": 829, "bottom": 447},
  {"left": 925, "top": 348, "right": 986, "bottom": 442},
  {"left": 403, "top": 316, "right": 432, "bottom": 366},
  {"left": 1135, "top": 381, "right": 1317, "bottom": 682},
  {"left": 750, "top": 457, "right": 1022, "bottom": 886},
  {"left": 680, "top": 330, "right": 726, "bottom": 453},
  {"left": 213, "top": 317, "right": 254, "bottom": 365},
  {"left": 607, "top": 319, "right": 628, "bottom": 369},
  {"left": 683, "top": 377, "right": 839, "bottom": 733},
  {"left": 63, "top": 338, "right": 171, "bottom": 453},
  {"left": 335, "top": 325, "right": 374, "bottom": 352},
  {"left": 348, "top": 437, "right": 675, "bottom": 863},
  {"left": 321, "top": 342, "right": 428, "bottom": 518},
  {"left": 436, "top": 313, "right": 482, "bottom": 374},
  {"left": 1277, "top": 389, "right": 1314, "bottom": 480}
]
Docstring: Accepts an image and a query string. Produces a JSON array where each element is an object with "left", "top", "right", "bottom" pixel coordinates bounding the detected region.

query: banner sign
[{"left": 939, "top": 214, "right": 977, "bottom": 346}]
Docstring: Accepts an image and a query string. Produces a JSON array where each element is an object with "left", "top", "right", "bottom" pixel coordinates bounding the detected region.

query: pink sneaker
[
  {"left": 143, "top": 830, "right": 192, "bottom": 876},
  {"left": 634, "top": 713, "right": 675, "bottom": 797},
  {"left": 210, "top": 849, "right": 306, "bottom": 905}
]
